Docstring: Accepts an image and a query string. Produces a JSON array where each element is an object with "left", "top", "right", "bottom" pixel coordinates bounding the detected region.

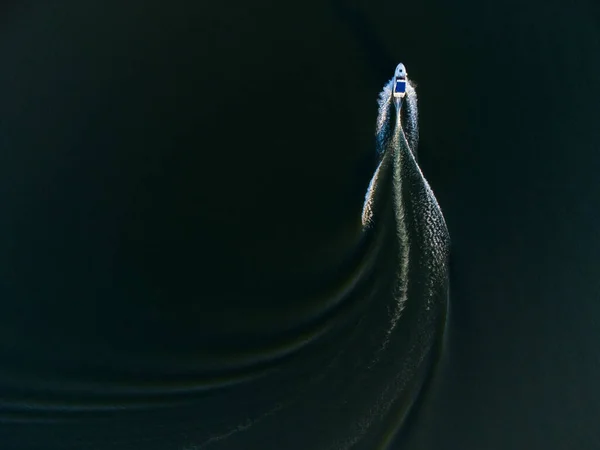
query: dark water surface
[{"left": 0, "top": 0, "right": 599, "bottom": 449}]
